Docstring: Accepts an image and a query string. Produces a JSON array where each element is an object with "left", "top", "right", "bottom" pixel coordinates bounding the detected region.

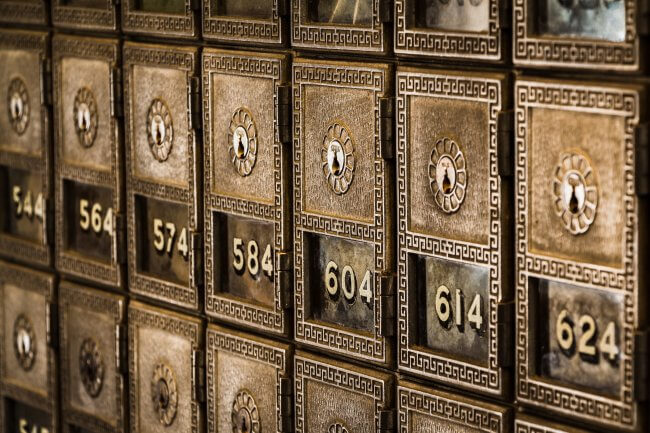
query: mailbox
[
  {"left": 122, "top": 0, "right": 199, "bottom": 39},
  {"left": 0, "top": 0, "right": 48, "bottom": 26},
  {"left": 52, "top": 0, "right": 119, "bottom": 32},
  {"left": 516, "top": 414, "right": 596, "bottom": 433}
]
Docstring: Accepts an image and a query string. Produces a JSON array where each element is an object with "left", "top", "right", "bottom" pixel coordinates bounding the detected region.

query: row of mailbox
[
  {"left": 0, "top": 261, "right": 624, "bottom": 433},
  {"left": 0, "top": 0, "right": 648, "bottom": 72},
  {"left": 0, "top": 30, "right": 648, "bottom": 431}
]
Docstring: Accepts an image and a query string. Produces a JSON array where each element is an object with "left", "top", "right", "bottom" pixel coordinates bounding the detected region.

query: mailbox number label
[
  {"left": 152, "top": 219, "right": 188, "bottom": 259},
  {"left": 324, "top": 260, "right": 372, "bottom": 305},
  {"left": 433, "top": 285, "right": 484, "bottom": 331},
  {"left": 79, "top": 199, "right": 114, "bottom": 236},
  {"left": 555, "top": 309, "right": 619, "bottom": 364},
  {"left": 232, "top": 237, "right": 273, "bottom": 280},
  {"left": 12, "top": 186, "right": 44, "bottom": 221}
]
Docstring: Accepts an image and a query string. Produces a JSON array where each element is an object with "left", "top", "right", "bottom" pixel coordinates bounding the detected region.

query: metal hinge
[
  {"left": 46, "top": 302, "right": 58, "bottom": 349},
  {"left": 496, "top": 301, "right": 514, "bottom": 367},
  {"left": 379, "top": 97, "right": 395, "bottom": 160},
  {"left": 193, "top": 349, "right": 206, "bottom": 402},
  {"left": 277, "top": 85, "right": 291, "bottom": 144},
  {"left": 110, "top": 67, "right": 123, "bottom": 118},
  {"left": 190, "top": 231, "right": 203, "bottom": 290},
  {"left": 115, "top": 324, "right": 128, "bottom": 374},
  {"left": 114, "top": 212, "right": 126, "bottom": 264},
  {"left": 638, "top": 0, "right": 650, "bottom": 35},
  {"left": 497, "top": 110, "right": 514, "bottom": 177},
  {"left": 379, "top": 409, "right": 395, "bottom": 433},
  {"left": 498, "top": 0, "right": 511, "bottom": 29},
  {"left": 189, "top": 0, "right": 200, "bottom": 11},
  {"left": 634, "top": 331, "right": 649, "bottom": 401},
  {"left": 379, "top": 0, "right": 392, "bottom": 23},
  {"left": 379, "top": 274, "right": 396, "bottom": 337},
  {"left": 279, "top": 377, "right": 293, "bottom": 432},
  {"left": 277, "top": 0, "right": 289, "bottom": 17},
  {"left": 277, "top": 251, "right": 293, "bottom": 309},
  {"left": 40, "top": 58, "right": 52, "bottom": 106},
  {"left": 42, "top": 197, "right": 53, "bottom": 246},
  {"left": 188, "top": 76, "right": 201, "bottom": 131},
  {"left": 635, "top": 123, "right": 649, "bottom": 196}
]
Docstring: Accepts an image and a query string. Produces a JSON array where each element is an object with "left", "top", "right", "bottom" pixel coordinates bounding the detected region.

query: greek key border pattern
[
  {"left": 0, "top": 1, "right": 47, "bottom": 25},
  {"left": 122, "top": 0, "right": 196, "bottom": 38},
  {"left": 52, "top": 0, "right": 117, "bottom": 31},
  {"left": 203, "top": 0, "right": 284, "bottom": 45}
]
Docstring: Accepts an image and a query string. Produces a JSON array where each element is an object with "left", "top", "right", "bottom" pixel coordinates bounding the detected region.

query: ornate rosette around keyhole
[
  {"left": 428, "top": 137, "right": 467, "bottom": 214},
  {"left": 231, "top": 390, "right": 260, "bottom": 433},
  {"left": 7, "top": 77, "right": 29, "bottom": 135},
  {"left": 151, "top": 363, "right": 178, "bottom": 426},
  {"left": 13, "top": 314, "right": 36, "bottom": 371},
  {"left": 73, "top": 87, "right": 98, "bottom": 148},
  {"left": 228, "top": 108, "right": 257, "bottom": 177},
  {"left": 322, "top": 122, "right": 355, "bottom": 195},
  {"left": 147, "top": 98, "right": 174, "bottom": 162},
  {"left": 328, "top": 422, "right": 349, "bottom": 433},
  {"left": 551, "top": 152, "right": 598, "bottom": 235},
  {"left": 79, "top": 338, "right": 104, "bottom": 398}
]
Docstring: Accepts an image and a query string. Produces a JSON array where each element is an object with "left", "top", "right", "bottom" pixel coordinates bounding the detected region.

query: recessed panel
[
  {"left": 1, "top": 166, "right": 45, "bottom": 243},
  {"left": 122, "top": 0, "right": 198, "bottom": 39},
  {"left": 537, "top": 0, "right": 625, "bottom": 42},
  {"left": 416, "top": 0, "right": 489, "bottom": 32}
]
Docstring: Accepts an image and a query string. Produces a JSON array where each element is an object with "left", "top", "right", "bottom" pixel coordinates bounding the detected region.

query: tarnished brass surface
[
  {"left": 122, "top": 0, "right": 199, "bottom": 39},
  {"left": 515, "top": 414, "right": 597, "bottom": 433},
  {"left": 52, "top": 0, "right": 119, "bottom": 32},
  {"left": 0, "top": 0, "right": 48, "bottom": 25},
  {"left": 202, "top": 0, "right": 287, "bottom": 45},
  {"left": 515, "top": 78, "right": 648, "bottom": 431},
  {"left": 58, "top": 281, "right": 126, "bottom": 433}
]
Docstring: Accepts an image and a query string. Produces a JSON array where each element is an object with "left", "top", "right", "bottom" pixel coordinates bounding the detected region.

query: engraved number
[
  {"left": 324, "top": 260, "right": 372, "bottom": 305},
  {"left": 555, "top": 309, "right": 619, "bottom": 363},
  {"left": 79, "top": 199, "right": 113, "bottom": 236},
  {"left": 247, "top": 240, "right": 259, "bottom": 275},
  {"left": 261, "top": 244, "right": 273, "bottom": 277},
  {"left": 12, "top": 186, "right": 44, "bottom": 221},
  {"left": 232, "top": 237, "right": 273, "bottom": 279},
  {"left": 434, "top": 285, "right": 483, "bottom": 331},
  {"left": 152, "top": 218, "right": 188, "bottom": 258}
]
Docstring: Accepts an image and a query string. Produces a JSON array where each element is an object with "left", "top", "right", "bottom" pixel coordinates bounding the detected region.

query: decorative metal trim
[
  {"left": 322, "top": 122, "right": 355, "bottom": 195},
  {"left": 147, "top": 98, "right": 174, "bottom": 163},
  {"left": 79, "top": 338, "right": 105, "bottom": 398},
  {"left": 428, "top": 137, "right": 467, "bottom": 214},
  {"left": 202, "top": 0, "right": 286, "bottom": 45},
  {"left": 13, "top": 313, "right": 36, "bottom": 371},
  {"left": 232, "top": 390, "right": 260, "bottom": 433},
  {"left": 7, "top": 77, "right": 30, "bottom": 136},
  {"left": 73, "top": 87, "right": 99, "bottom": 149},
  {"left": 228, "top": 107, "right": 258, "bottom": 177},
  {"left": 151, "top": 363, "right": 178, "bottom": 427}
]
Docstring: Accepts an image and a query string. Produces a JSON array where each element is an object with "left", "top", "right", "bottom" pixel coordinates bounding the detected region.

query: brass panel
[
  {"left": 124, "top": 42, "right": 202, "bottom": 311},
  {"left": 0, "top": 0, "right": 48, "bottom": 25},
  {"left": 0, "top": 261, "right": 57, "bottom": 432},
  {"left": 52, "top": 0, "right": 118, "bottom": 32},
  {"left": 0, "top": 30, "right": 52, "bottom": 268},
  {"left": 513, "top": 0, "right": 643, "bottom": 71},
  {"left": 295, "top": 351, "right": 393, "bottom": 433},
  {"left": 291, "top": 0, "right": 390, "bottom": 54},
  {"left": 202, "top": 0, "right": 287, "bottom": 45},
  {"left": 121, "top": 0, "right": 199, "bottom": 39},
  {"left": 396, "top": 67, "right": 512, "bottom": 398},
  {"left": 203, "top": 49, "right": 292, "bottom": 336},
  {"left": 59, "top": 282, "right": 126, "bottom": 433},
  {"left": 398, "top": 380, "right": 511, "bottom": 433},
  {"left": 206, "top": 325, "right": 292, "bottom": 433},
  {"left": 515, "top": 78, "right": 648, "bottom": 431},
  {"left": 395, "top": 0, "right": 506, "bottom": 62},
  {"left": 128, "top": 301, "right": 203, "bottom": 433},
  {"left": 515, "top": 414, "right": 596, "bottom": 433},
  {"left": 53, "top": 35, "right": 125, "bottom": 289},
  {"left": 293, "top": 58, "right": 395, "bottom": 367}
]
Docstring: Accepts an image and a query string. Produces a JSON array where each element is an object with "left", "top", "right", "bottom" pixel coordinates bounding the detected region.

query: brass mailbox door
[
  {"left": 202, "top": 0, "right": 288, "bottom": 46},
  {"left": 398, "top": 380, "right": 512, "bottom": 433},
  {"left": 59, "top": 282, "right": 126, "bottom": 433},
  {"left": 295, "top": 351, "right": 394, "bottom": 433},
  {"left": 0, "top": 261, "right": 57, "bottom": 433},
  {"left": 52, "top": 0, "right": 119, "bottom": 32},
  {"left": 206, "top": 325, "right": 292, "bottom": 433},
  {"left": 0, "top": 30, "right": 52, "bottom": 268},
  {"left": 124, "top": 42, "right": 202, "bottom": 311},
  {"left": 0, "top": 0, "right": 48, "bottom": 25},
  {"left": 293, "top": 58, "right": 395, "bottom": 367},
  {"left": 396, "top": 68, "right": 513, "bottom": 398},
  {"left": 128, "top": 301, "right": 204, "bottom": 433},
  {"left": 203, "top": 49, "right": 292, "bottom": 337},
  {"left": 515, "top": 414, "right": 596, "bottom": 433},
  {"left": 515, "top": 78, "right": 649, "bottom": 431},
  {"left": 121, "top": 0, "right": 199, "bottom": 39},
  {"left": 394, "top": 0, "right": 507, "bottom": 62},
  {"left": 291, "top": 0, "right": 390, "bottom": 54},
  {"left": 54, "top": 35, "right": 125, "bottom": 289},
  {"left": 513, "top": 0, "right": 643, "bottom": 71}
]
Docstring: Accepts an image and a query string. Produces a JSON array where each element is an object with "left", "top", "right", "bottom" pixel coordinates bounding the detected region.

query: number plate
[
  {"left": 396, "top": 68, "right": 513, "bottom": 397},
  {"left": 206, "top": 325, "right": 292, "bottom": 433},
  {"left": 54, "top": 35, "right": 125, "bottom": 288},
  {"left": 124, "top": 42, "right": 202, "bottom": 310},
  {"left": 395, "top": 0, "right": 506, "bottom": 62},
  {"left": 0, "top": 30, "right": 52, "bottom": 267},
  {"left": 52, "top": 0, "right": 119, "bottom": 31},
  {"left": 0, "top": 0, "right": 47, "bottom": 25},
  {"left": 293, "top": 59, "right": 395, "bottom": 366},
  {"left": 295, "top": 351, "right": 393, "bottom": 433},
  {"left": 121, "top": 0, "right": 199, "bottom": 39},
  {"left": 203, "top": 49, "right": 292, "bottom": 336},
  {"left": 398, "top": 380, "right": 511, "bottom": 433},
  {"left": 0, "top": 261, "right": 56, "bottom": 430},
  {"left": 516, "top": 414, "right": 596, "bottom": 433},
  {"left": 515, "top": 79, "right": 648, "bottom": 431},
  {"left": 292, "top": 0, "right": 390, "bottom": 54},
  {"left": 128, "top": 301, "right": 203, "bottom": 433},
  {"left": 513, "top": 0, "right": 643, "bottom": 71},
  {"left": 58, "top": 282, "right": 126, "bottom": 433},
  {"left": 203, "top": 0, "right": 288, "bottom": 45}
]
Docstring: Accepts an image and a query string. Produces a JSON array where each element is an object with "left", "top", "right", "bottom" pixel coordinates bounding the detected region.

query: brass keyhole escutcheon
[
  {"left": 156, "top": 379, "right": 170, "bottom": 408},
  {"left": 77, "top": 103, "right": 90, "bottom": 132},
  {"left": 151, "top": 364, "right": 178, "bottom": 426},
  {"left": 228, "top": 108, "right": 258, "bottom": 177},
  {"left": 322, "top": 122, "right": 355, "bottom": 195},
  {"left": 328, "top": 422, "right": 350, "bottom": 433},
  {"left": 552, "top": 152, "right": 598, "bottom": 235},
  {"left": 147, "top": 98, "right": 174, "bottom": 162},
  {"left": 428, "top": 137, "right": 467, "bottom": 214},
  {"left": 13, "top": 313, "right": 35, "bottom": 371},
  {"left": 7, "top": 77, "right": 29, "bottom": 135},
  {"left": 232, "top": 390, "right": 260, "bottom": 433},
  {"left": 73, "top": 87, "right": 98, "bottom": 148},
  {"left": 233, "top": 126, "right": 249, "bottom": 160},
  {"left": 79, "top": 338, "right": 104, "bottom": 398},
  {"left": 152, "top": 115, "right": 166, "bottom": 145},
  {"left": 10, "top": 94, "right": 22, "bottom": 119}
]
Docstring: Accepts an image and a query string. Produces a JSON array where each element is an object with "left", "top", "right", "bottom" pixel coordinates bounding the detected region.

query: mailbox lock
[
  {"left": 13, "top": 313, "right": 36, "bottom": 371},
  {"left": 7, "top": 77, "right": 29, "bottom": 135},
  {"left": 428, "top": 137, "right": 467, "bottom": 213},
  {"left": 228, "top": 108, "right": 258, "bottom": 177},
  {"left": 231, "top": 389, "right": 260, "bottom": 433},
  {"left": 147, "top": 98, "right": 174, "bottom": 163},
  {"left": 151, "top": 363, "right": 178, "bottom": 426},
  {"left": 322, "top": 122, "right": 355, "bottom": 195},
  {"left": 552, "top": 152, "right": 598, "bottom": 235},
  {"left": 328, "top": 422, "right": 349, "bottom": 433},
  {"left": 73, "top": 87, "right": 98, "bottom": 148},
  {"left": 79, "top": 337, "right": 104, "bottom": 398}
]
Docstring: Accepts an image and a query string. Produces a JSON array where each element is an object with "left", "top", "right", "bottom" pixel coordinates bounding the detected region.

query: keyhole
[
  {"left": 241, "top": 416, "right": 249, "bottom": 433},
  {"left": 568, "top": 185, "right": 579, "bottom": 214},
  {"left": 157, "top": 380, "right": 169, "bottom": 408},
  {"left": 11, "top": 97, "right": 21, "bottom": 119},
  {"left": 442, "top": 168, "right": 452, "bottom": 194},
  {"left": 154, "top": 124, "right": 162, "bottom": 144},
  {"left": 236, "top": 136, "right": 245, "bottom": 158},
  {"left": 331, "top": 152, "right": 342, "bottom": 175},
  {"left": 17, "top": 330, "right": 29, "bottom": 355}
]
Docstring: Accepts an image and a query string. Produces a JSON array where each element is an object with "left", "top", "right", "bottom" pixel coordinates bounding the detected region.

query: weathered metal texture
[
  {"left": 0, "top": 30, "right": 52, "bottom": 268},
  {"left": 293, "top": 58, "right": 396, "bottom": 367},
  {"left": 121, "top": 0, "right": 199, "bottom": 40},
  {"left": 206, "top": 324, "right": 293, "bottom": 433},
  {"left": 58, "top": 281, "right": 127, "bottom": 433},
  {"left": 0, "top": 0, "right": 48, "bottom": 26},
  {"left": 53, "top": 35, "right": 125, "bottom": 289},
  {"left": 0, "top": 260, "right": 57, "bottom": 433},
  {"left": 52, "top": 0, "right": 119, "bottom": 32},
  {"left": 396, "top": 67, "right": 513, "bottom": 398},
  {"left": 515, "top": 78, "right": 649, "bottom": 431},
  {"left": 203, "top": 48, "right": 293, "bottom": 337},
  {"left": 515, "top": 414, "right": 597, "bottom": 433},
  {"left": 123, "top": 42, "right": 203, "bottom": 311},
  {"left": 127, "top": 301, "right": 204, "bottom": 433}
]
